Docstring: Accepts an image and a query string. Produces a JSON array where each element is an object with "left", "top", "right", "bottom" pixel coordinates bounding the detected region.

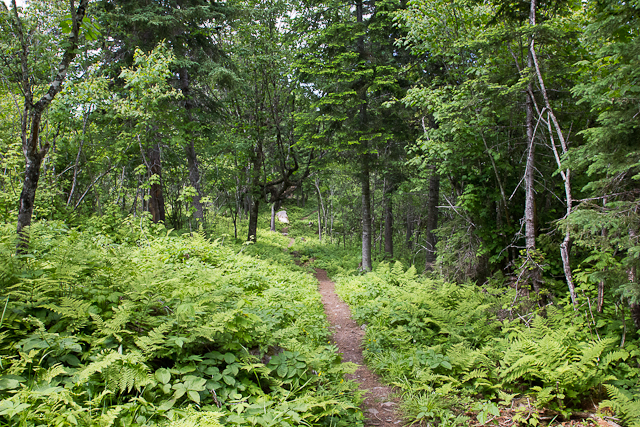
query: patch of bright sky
[{"left": 2, "top": 0, "right": 26, "bottom": 7}]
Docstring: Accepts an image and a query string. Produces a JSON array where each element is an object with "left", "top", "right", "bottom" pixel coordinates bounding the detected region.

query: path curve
[{"left": 315, "top": 268, "right": 402, "bottom": 426}]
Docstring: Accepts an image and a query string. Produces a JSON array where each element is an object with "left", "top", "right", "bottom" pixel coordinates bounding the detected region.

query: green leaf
[
  {"left": 277, "top": 364, "right": 287, "bottom": 377},
  {"left": 158, "top": 398, "right": 176, "bottom": 411},
  {"left": 0, "top": 376, "right": 24, "bottom": 390},
  {"left": 187, "top": 390, "right": 200, "bottom": 403},
  {"left": 155, "top": 368, "right": 171, "bottom": 384}
]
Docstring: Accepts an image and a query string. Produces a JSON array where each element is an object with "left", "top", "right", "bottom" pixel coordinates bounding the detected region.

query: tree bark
[
  {"left": 383, "top": 179, "right": 394, "bottom": 259},
  {"left": 270, "top": 202, "right": 276, "bottom": 232},
  {"left": 524, "top": 31, "right": 542, "bottom": 294},
  {"left": 16, "top": 151, "right": 45, "bottom": 246},
  {"left": 14, "top": 0, "right": 90, "bottom": 250},
  {"left": 179, "top": 68, "right": 205, "bottom": 223},
  {"left": 148, "top": 142, "right": 165, "bottom": 223},
  {"left": 314, "top": 178, "right": 326, "bottom": 241},
  {"left": 425, "top": 171, "right": 439, "bottom": 271},
  {"left": 361, "top": 159, "right": 372, "bottom": 271},
  {"left": 247, "top": 196, "right": 259, "bottom": 242},
  {"left": 528, "top": 5, "right": 577, "bottom": 307},
  {"left": 247, "top": 141, "right": 264, "bottom": 242}
]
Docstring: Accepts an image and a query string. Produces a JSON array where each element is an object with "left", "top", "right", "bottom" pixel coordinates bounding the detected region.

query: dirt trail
[
  {"left": 283, "top": 225, "right": 402, "bottom": 425},
  {"left": 315, "top": 268, "right": 402, "bottom": 426}
]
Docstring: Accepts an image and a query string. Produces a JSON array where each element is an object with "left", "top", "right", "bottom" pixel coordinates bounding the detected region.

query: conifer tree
[{"left": 295, "top": 0, "right": 415, "bottom": 270}]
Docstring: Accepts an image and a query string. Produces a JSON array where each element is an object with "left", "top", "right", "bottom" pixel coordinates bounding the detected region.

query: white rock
[{"left": 276, "top": 210, "right": 289, "bottom": 224}]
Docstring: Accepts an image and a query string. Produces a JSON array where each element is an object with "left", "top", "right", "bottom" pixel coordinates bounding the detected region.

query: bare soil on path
[{"left": 314, "top": 268, "right": 403, "bottom": 427}]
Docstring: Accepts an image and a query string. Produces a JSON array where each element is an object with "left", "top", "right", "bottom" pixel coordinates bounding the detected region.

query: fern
[
  {"left": 135, "top": 321, "right": 173, "bottom": 356},
  {"left": 165, "top": 408, "right": 223, "bottom": 427},
  {"left": 41, "top": 297, "right": 92, "bottom": 332},
  {"left": 500, "top": 316, "right": 620, "bottom": 407},
  {"left": 601, "top": 385, "right": 640, "bottom": 427},
  {"left": 77, "top": 350, "right": 153, "bottom": 393}
]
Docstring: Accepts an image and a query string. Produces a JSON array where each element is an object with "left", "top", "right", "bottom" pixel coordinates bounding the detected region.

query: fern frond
[
  {"left": 601, "top": 349, "right": 629, "bottom": 366},
  {"left": 42, "top": 363, "right": 67, "bottom": 383},
  {"left": 135, "top": 321, "right": 173, "bottom": 356},
  {"left": 376, "top": 262, "right": 390, "bottom": 276},
  {"left": 602, "top": 385, "right": 640, "bottom": 427},
  {"left": 461, "top": 369, "right": 488, "bottom": 384}
]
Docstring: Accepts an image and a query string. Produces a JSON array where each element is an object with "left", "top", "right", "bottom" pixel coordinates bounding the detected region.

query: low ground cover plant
[
  {"left": 334, "top": 261, "right": 640, "bottom": 426},
  {"left": 0, "top": 217, "right": 363, "bottom": 426}
]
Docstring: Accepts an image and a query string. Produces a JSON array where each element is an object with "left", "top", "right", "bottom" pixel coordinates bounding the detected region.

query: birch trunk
[
  {"left": 529, "top": 0, "right": 577, "bottom": 307},
  {"left": 425, "top": 172, "right": 439, "bottom": 270}
]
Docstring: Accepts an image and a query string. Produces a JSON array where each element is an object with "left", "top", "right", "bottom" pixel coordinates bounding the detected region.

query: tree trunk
[
  {"left": 383, "top": 179, "right": 394, "bottom": 259},
  {"left": 361, "top": 157, "right": 372, "bottom": 271},
  {"left": 314, "top": 178, "right": 325, "bottom": 241},
  {"left": 270, "top": 202, "right": 276, "bottom": 232},
  {"left": 148, "top": 142, "right": 165, "bottom": 223},
  {"left": 179, "top": 68, "right": 204, "bottom": 223},
  {"left": 425, "top": 172, "right": 439, "bottom": 270},
  {"left": 528, "top": 3, "right": 577, "bottom": 307},
  {"left": 248, "top": 196, "right": 259, "bottom": 242},
  {"left": 524, "top": 62, "right": 542, "bottom": 294},
  {"left": 247, "top": 141, "right": 263, "bottom": 242},
  {"left": 355, "top": 0, "right": 371, "bottom": 270},
  {"left": 16, "top": 150, "right": 45, "bottom": 249},
  {"left": 13, "top": 0, "right": 90, "bottom": 251}
]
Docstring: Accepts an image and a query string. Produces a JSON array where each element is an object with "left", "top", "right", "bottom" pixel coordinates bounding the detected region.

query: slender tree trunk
[
  {"left": 528, "top": 3, "right": 577, "bottom": 307},
  {"left": 383, "top": 179, "right": 394, "bottom": 259},
  {"left": 270, "top": 202, "right": 276, "bottom": 232},
  {"left": 148, "top": 142, "right": 165, "bottom": 223},
  {"left": 247, "top": 142, "right": 263, "bottom": 242},
  {"left": 179, "top": 68, "right": 204, "bottom": 223},
  {"left": 16, "top": 149, "right": 45, "bottom": 247},
  {"left": 314, "top": 178, "right": 325, "bottom": 241},
  {"left": 232, "top": 211, "right": 238, "bottom": 240},
  {"left": 248, "top": 196, "right": 259, "bottom": 242},
  {"left": 524, "top": 49, "right": 542, "bottom": 294},
  {"left": 13, "top": 0, "right": 90, "bottom": 251},
  {"left": 361, "top": 157, "right": 372, "bottom": 271},
  {"left": 355, "top": 0, "right": 372, "bottom": 270},
  {"left": 425, "top": 171, "right": 439, "bottom": 270}
]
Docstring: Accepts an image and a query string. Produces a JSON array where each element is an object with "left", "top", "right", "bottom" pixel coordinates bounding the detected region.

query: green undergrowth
[
  {"left": 0, "top": 216, "right": 364, "bottom": 426},
  {"left": 334, "top": 261, "right": 640, "bottom": 426}
]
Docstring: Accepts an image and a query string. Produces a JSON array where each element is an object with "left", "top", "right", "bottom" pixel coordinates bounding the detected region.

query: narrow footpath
[
  {"left": 285, "top": 226, "right": 403, "bottom": 426},
  {"left": 315, "top": 268, "right": 403, "bottom": 426}
]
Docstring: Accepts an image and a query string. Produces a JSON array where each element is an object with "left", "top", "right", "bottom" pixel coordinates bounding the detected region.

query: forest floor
[
  {"left": 282, "top": 226, "right": 619, "bottom": 427},
  {"left": 284, "top": 226, "right": 403, "bottom": 426},
  {"left": 315, "top": 267, "right": 403, "bottom": 427}
]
